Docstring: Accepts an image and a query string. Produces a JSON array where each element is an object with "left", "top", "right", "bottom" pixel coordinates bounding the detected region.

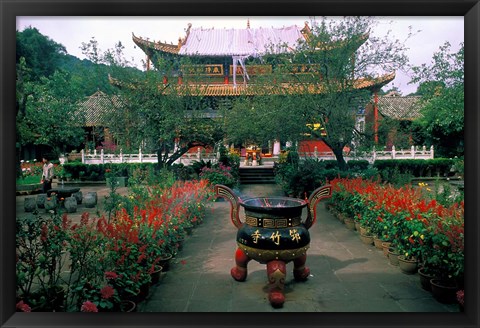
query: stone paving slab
[
  {"left": 138, "top": 183, "right": 459, "bottom": 313},
  {"left": 15, "top": 182, "right": 460, "bottom": 312}
]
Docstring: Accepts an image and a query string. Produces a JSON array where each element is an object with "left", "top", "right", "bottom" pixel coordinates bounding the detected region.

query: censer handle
[
  {"left": 305, "top": 185, "right": 332, "bottom": 229},
  {"left": 214, "top": 184, "right": 243, "bottom": 229}
]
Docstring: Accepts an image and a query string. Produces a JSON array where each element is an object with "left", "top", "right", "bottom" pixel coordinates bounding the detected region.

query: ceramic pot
[
  {"left": 158, "top": 253, "right": 173, "bottom": 271},
  {"left": 150, "top": 266, "right": 163, "bottom": 285},
  {"left": 373, "top": 236, "right": 384, "bottom": 250},
  {"left": 344, "top": 218, "right": 356, "bottom": 231},
  {"left": 381, "top": 242, "right": 392, "bottom": 257},
  {"left": 336, "top": 212, "right": 345, "bottom": 223},
  {"left": 418, "top": 267, "right": 436, "bottom": 291},
  {"left": 124, "top": 288, "right": 142, "bottom": 304},
  {"left": 358, "top": 226, "right": 369, "bottom": 235},
  {"left": 388, "top": 248, "right": 400, "bottom": 266},
  {"left": 359, "top": 233, "right": 374, "bottom": 245},
  {"left": 137, "top": 282, "right": 150, "bottom": 302},
  {"left": 398, "top": 255, "right": 418, "bottom": 274},
  {"left": 430, "top": 279, "right": 458, "bottom": 304},
  {"left": 354, "top": 221, "right": 361, "bottom": 232},
  {"left": 120, "top": 300, "right": 136, "bottom": 312}
]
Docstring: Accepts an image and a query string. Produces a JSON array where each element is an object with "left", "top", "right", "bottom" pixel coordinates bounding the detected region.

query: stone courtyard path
[{"left": 137, "top": 183, "right": 459, "bottom": 313}]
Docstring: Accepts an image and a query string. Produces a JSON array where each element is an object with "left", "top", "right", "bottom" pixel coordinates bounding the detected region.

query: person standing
[{"left": 41, "top": 156, "right": 55, "bottom": 193}]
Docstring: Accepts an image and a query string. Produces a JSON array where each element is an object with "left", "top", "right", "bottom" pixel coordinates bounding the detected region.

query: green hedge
[
  {"left": 62, "top": 162, "right": 202, "bottom": 182},
  {"left": 62, "top": 163, "right": 156, "bottom": 181},
  {"left": 373, "top": 159, "right": 453, "bottom": 178}
]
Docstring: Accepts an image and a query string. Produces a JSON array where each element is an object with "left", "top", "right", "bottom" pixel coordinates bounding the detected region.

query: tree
[
  {"left": 16, "top": 70, "right": 86, "bottom": 157},
  {"left": 231, "top": 17, "right": 411, "bottom": 170},
  {"left": 96, "top": 45, "right": 224, "bottom": 168},
  {"left": 223, "top": 94, "right": 306, "bottom": 149},
  {"left": 16, "top": 27, "right": 76, "bottom": 176},
  {"left": 409, "top": 42, "right": 464, "bottom": 157}
]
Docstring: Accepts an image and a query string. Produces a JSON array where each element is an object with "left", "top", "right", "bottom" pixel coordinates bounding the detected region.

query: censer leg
[
  {"left": 293, "top": 254, "right": 310, "bottom": 281},
  {"left": 266, "top": 260, "right": 286, "bottom": 308},
  {"left": 231, "top": 248, "right": 251, "bottom": 282}
]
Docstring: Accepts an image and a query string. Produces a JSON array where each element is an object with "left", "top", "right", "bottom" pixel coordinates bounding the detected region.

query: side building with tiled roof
[
  {"left": 77, "top": 90, "right": 123, "bottom": 151},
  {"left": 363, "top": 91, "right": 423, "bottom": 149}
]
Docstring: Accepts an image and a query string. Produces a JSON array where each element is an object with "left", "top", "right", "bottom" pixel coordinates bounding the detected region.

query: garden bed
[{"left": 16, "top": 183, "right": 42, "bottom": 195}]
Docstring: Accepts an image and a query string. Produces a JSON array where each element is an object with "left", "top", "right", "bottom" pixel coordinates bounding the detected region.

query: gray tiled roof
[
  {"left": 378, "top": 93, "right": 423, "bottom": 120},
  {"left": 78, "top": 91, "right": 122, "bottom": 126}
]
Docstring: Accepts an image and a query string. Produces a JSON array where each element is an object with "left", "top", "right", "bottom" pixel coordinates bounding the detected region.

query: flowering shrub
[
  {"left": 16, "top": 179, "right": 212, "bottom": 311},
  {"left": 16, "top": 300, "right": 32, "bottom": 312},
  {"left": 456, "top": 290, "right": 464, "bottom": 306},
  {"left": 331, "top": 177, "right": 464, "bottom": 280},
  {"left": 199, "top": 163, "right": 238, "bottom": 188},
  {"left": 80, "top": 300, "right": 98, "bottom": 312},
  {"left": 20, "top": 160, "right": 43, "bottom": 178}
]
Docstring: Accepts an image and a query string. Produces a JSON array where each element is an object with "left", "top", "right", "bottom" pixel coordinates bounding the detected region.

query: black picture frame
[{"left": 1, "top": 1, "right": 478, "bottom": 327}]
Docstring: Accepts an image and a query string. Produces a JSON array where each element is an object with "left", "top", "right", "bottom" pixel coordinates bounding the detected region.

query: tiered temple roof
[
  {"left": 133, "top": 21, "right": 369, "bottom": 58},
  {"left": 109, "top": 72, "right": 395, "bottom": 97},
  {"left": 126, "top": 21, "right": 394, "bottom": 95}
]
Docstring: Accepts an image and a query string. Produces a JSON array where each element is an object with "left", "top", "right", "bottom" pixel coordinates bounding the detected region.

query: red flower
[
  {"left": 81, "top": 212, "right": 90, "bottom": 226},
  {"left": 16, "top": 300, "right": 31, "bottom": 312},
  {"left": 105, "top": 271, "right": 119, "bottom": 280},
  {"left": 81, "top": 301, "right": 98, "bottom": 312},
  {"left": 100, "top": 285, "right": 115, "bottom": 299},
  {"left": 456, "top": 290, "right": 464, "bottom": 306},
  {"left": 40, "top": 224, "right": 48, "bottom": 242}
]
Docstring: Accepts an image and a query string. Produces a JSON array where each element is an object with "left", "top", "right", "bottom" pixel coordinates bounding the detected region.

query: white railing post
[
  {"left": 139, "top": 147, "right": 143, "bottom": 163},
  {"left": 422, "top": 145, "right": 426, "bottom": 154},
  {"left": 100, "top": 149, "right": 104, "bottom": 164},
  {"left": 94, "top": 149, "right": 97, "bottom": 157},
  {"left": 372, "top": 146, "right": 376, "bottom": 163},
  {"left": 120, "top": 149, "right": 123, "bottom": 162},
  {"left": 430, "top": 145, "right": 434, "bottom": 159},
  {"left": 81, "top": 149, "right": 85, "bottom": 163},
  {"left": 411, "top": 145, "right": 415, "bottom": 159},
  {"left": 273, "top": 140, "right": 281, "bottom": 156},
  {"left": 392, "top": 145, "right": 396, "bottom": 159},
  {"left": 197, "top": 147, "right": 201, "bottom": 159}
]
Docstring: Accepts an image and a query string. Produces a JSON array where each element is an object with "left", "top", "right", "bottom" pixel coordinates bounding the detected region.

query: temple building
[{"left": 128, "top": 21, "right": 395, "bottom": 158}]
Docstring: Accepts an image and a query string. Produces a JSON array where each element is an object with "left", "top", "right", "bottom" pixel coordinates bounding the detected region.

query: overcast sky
[{"left": 17, "top": 16, "right": 464, "bottom": 95}]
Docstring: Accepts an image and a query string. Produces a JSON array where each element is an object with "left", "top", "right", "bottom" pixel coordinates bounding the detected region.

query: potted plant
[{"left": 16, "top": 212, "right": 70, "bottom": 311}]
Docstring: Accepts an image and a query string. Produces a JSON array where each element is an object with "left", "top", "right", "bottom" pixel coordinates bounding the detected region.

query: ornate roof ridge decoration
[
  {"left": 300, "top": 21, "right": 312, "bottom": 42},
  {"left": 133, "top": 21, "right": 368, "bottom": 58},
  {"left": 132, "top": 32, "right": 181, "bottom": 55}
]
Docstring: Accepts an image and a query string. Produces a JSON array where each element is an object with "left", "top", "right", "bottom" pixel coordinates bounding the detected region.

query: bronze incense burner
[{"left": 215, "top": 184, "right": 332, "bottom": 307}]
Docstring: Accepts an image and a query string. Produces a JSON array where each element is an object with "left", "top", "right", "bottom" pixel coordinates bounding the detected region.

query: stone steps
[{"left": 239, "top": 167, "right": 276, "bottom": 184}]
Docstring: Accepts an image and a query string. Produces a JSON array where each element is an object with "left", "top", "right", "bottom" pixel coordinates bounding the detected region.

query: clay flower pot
[
  {"left": 359, "top": 233, "right": 374, "bottom": 245},
  {"left": 388, "top": 248, "right": 400, "bottom": 266},
  {"left": 397, "top": 255, "right": 418, "bottom": 274},
  {"left": 344, "top": 218, "right": 356, "bottom": 231},
  {"left": 430, "top": 279, "right": 458, "bottom": 304}
]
